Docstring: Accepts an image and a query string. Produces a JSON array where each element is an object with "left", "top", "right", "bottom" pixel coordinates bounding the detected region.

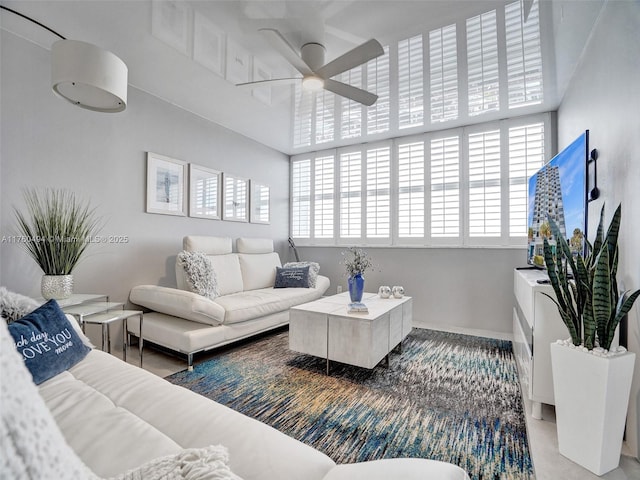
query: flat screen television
[{"left": 527, "top": 131, "right": 589, "bottom": 267}]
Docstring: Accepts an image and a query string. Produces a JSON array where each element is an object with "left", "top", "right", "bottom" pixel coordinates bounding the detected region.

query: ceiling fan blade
[
  {"left": 324, "top": 79, "right": 378, "bottom": 106},
  {"left": 316, "top": 39, "right": 384, "bottom": 79},
  {"left": 259, "top": 28, "right": 313, "bottom": 76},
  {"left": 236, "top": 78, "right": 300, "bottom": 88}
]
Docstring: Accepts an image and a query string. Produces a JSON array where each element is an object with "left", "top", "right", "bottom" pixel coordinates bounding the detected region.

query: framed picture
[
  {"left": 252, "top": 58, "right": 271, "bottom": 105},
  {"left": 151, "top": 0, "right": 190, "bottom": 55},
  {"left": 193, "top": 12, "right": 225, "bottom": 76},
  {"left": 250, "top": 181, "right": 270, "bottom": 224},
  {"left": 222, "top": 173, "right": 249, "bottom": 222},
  {"left": 225, "top": 38, "right": 251, "bottom": 84},
  {"left": 189, "top": 164, "right": 221, "bottom": 219},
  {"left": 146, "top": 152, "right": 187, "bottom": 216}
]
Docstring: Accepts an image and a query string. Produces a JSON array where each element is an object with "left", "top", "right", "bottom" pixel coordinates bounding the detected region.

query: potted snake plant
[
  {"left": 14, "top": 188, "right": 102, "bottom": 300},
  {"left": 543, "top": 203, "right": 639, "bottom": 475}
]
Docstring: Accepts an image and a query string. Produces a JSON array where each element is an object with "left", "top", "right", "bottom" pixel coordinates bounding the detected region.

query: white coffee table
[{"left": 289, "top": 292, "right": 412, "bottom": 374}]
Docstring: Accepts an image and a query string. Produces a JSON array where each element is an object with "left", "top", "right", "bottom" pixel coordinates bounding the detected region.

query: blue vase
[{"left": 348, "top": 273, "right": 365, "bottom": 303}]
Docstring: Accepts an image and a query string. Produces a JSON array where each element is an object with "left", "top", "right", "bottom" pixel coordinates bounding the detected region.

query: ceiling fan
[{"left": 237, "top": 28, "right": 384, "bottom": 106}]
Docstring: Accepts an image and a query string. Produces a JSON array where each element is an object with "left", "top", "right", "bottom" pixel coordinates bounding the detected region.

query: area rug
[{"left": 166, "top": 328, "right": 534, "bottom": 480}]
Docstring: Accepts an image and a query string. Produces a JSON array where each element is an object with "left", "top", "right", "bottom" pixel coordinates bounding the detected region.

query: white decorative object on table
[
  {"left": 392, "top": 286, "right": 404, "bottom": 298},
  {"left": 378, "top": 286, "right": 391, "bottom": 298}
]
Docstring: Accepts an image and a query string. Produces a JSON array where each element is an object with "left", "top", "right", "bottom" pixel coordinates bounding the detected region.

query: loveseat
[
  {"left": 129, "top": 236, "right": 330, "bottom": 370},
  {"left": 1, "top": 305, "right": 471, "bottom": 480}
]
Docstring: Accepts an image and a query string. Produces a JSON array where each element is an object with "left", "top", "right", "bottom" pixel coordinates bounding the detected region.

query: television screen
[{"left": 527, "top": 131, "right": 588, "bottom": 267}]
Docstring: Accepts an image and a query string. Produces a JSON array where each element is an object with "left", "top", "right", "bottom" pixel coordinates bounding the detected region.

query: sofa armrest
[
  {"left": 130, "top": 285, "right": 225, "bottom": 326},
  {"left": 315, "top": 275, "right": 331, "bottom": 295},
  {"left": 321, "top": 459, "right": 470, "bottom": 480}
]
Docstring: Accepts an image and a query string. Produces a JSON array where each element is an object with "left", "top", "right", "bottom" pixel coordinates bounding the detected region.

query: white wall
[
  {"left": 556, "top": 0, "right": 640, "bottom": 458},
  {"left": 0, "top": 31, "right": 290, "bottom": 303},
  {"left": 297, "top": 246, "right": 524, "bottom": 336}
]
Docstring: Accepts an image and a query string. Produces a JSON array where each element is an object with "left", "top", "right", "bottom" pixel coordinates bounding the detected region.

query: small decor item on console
[
  {"left": 378, "top": 286, "right": 391, "bottom": 298},
  {"left": 392, "top": 286, "right": 405, "bottom": 298}
]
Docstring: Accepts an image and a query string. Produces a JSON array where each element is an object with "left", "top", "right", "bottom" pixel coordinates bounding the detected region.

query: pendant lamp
[{"left": 51, "top": 40, "right": 128, "bottom": 112}]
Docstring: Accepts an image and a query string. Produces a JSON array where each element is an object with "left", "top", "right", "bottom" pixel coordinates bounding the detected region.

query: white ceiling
[{"left": 1, "top": 0, "right": 604, "bottom": 155}]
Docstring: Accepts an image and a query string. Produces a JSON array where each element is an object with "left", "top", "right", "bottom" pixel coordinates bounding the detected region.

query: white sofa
[
  {"left": 129, "top": 236, "right": 330, "bottom": 370},
  {"left": 1, "top": 318, "right": 470, "bottom": 480}
]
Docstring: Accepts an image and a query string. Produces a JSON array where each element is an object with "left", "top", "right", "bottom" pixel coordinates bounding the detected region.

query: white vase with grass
[{"left": 14, "top": 188, "right": 101, "bottom": 300}]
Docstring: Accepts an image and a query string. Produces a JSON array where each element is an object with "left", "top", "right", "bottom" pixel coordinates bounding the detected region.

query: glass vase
[{"left": 348, "top": 273, "right": 365, "bottom": 303}]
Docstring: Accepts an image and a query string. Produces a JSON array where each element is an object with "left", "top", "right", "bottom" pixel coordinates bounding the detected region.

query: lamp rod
[{"left": 1, "top": 5, "right": 66, "bottom": 40}]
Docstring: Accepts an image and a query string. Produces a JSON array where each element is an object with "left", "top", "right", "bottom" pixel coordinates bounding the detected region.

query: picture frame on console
[{"left": 146, "top": 152, "right": 187, "bottom": 216}]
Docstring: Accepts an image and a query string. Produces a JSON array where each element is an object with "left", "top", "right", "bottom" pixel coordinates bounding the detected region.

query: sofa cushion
[
  {"left": 177, "top": 251, "right": 219, "bottom": 299},
  {"left": 284, "top": 261, "right": 321, "bottom": 288},
  {"left": 130, "top": 285, "right": 225, "bottom": 326},
  {"left": 236, "top": 237, "right": 274, "bottom": 254},
  {"left": 183, "top": 236, "right": 232, "bottom": 254},
  {"left": 238, "top": 252, "right": 281, "bottom": 291},
  {"left": 274, "top": 266, "right": 310, "bottom": 288},
  {"left": 207, "top": 254, "right": 244, "bottom": 296},
  {"left": 8, "top": 300, "right": 91, "bottom": 385}
]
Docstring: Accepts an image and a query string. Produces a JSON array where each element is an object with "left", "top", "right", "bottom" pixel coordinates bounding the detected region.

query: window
[
  {"left": 430, "top": 24, "right": 458, "bottom": 123},
  {"left": 506, "top": 0, "right": 543, "bottom": 108},
  {"left": 291, "top": 159, "right": 311, "bottom": 238},
  {"left": 339, "top": 151, "right": 362, "bottom": 238},
  {"left": 508, "top": 122, "right": 545, "bottom": 236},
  {"left": 340, "top": 67, "right": 363, "bottom": 139},
  {"left": 398, "top": 35, "right": 424, "bottom": 129},
  {"left": 468, "top": 130, "right": 501, "bottom": 237},
  {"left": 315, "top": 90, "right": 335, "bottom": 144},
  {"left": 397, "top": 141, "right": 425, "bottom": 238},
  {"left": 367, "top": 47, "right": 390, "bottom": 135},
  {"left": 467, "top": 10, "right": 500, "bottom": 116},
  {"left": 366, "top": 146, "right": 391, "bottom": 239},
  {"left": 430, "top": 136, "right": 460, "bottom": 237},
  {"left": 292, "top": 119, "right": 550, "bottom": 247},
  {"left": 314, "top": 155, "right": 335, "bottom": 238},
  {"left": 293, "top": 83, "right": 312, "bottom": 148}
]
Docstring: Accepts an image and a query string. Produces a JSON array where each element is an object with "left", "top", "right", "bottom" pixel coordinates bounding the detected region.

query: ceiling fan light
[
  {"left": 302, "top": 76, "right": 324, "bottom": 92},
  {"left": 51, "top": 40, "right": 128, "bottom": 113}
]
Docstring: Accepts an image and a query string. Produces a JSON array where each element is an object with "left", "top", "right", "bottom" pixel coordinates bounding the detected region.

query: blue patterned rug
[{"left": 166, "top": 328, "right": 534, "bottom": 479}]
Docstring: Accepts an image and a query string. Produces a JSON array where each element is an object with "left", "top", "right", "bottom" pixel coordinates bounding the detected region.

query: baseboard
[{"left": 414, "top": 321, "right": 513, "bottom": 342}]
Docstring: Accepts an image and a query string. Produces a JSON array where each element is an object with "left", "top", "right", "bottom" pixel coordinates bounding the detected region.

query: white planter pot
[
  {"left": 41, "top": 274, "right": 73, "bottom": 300},
  {"left": 550, "top": 341, "right": 635, "bottom": 475}
]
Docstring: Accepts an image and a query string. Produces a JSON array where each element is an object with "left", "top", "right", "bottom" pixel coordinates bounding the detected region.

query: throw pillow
[
  {"left": 283, "top": 261, "right": 320, "bottom": 288},
  {"left": 274, "top": 266, "right": 310, "bottom": 288},
  {"left": 8, "top": 300, "right": 91, "bottom": 385},
  {"left": 0, "top": 286, "right": 41, "bottom": 323},
  {"left": 0, "top": 320, "right": 99, "bottom": 480},
  {"left": 177, "top": 251, "right": 219, "bottom": 299}
]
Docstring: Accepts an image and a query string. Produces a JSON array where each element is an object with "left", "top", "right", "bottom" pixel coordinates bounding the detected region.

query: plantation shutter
[
  {"left": 367, "top": 47, "right": 390, "bottom": 135},
  {"left": 397, "top": 141, "right": 425, "bottom": 238},
  {"left": 291, "top": 159, "right": 311, "bottom": 238},
  {"left": 430, "top": 24, "right": 458, "bottom": 123},
  {"left": 468, "top": 130, "right": 501, "bottom": 237},
  {"left": 293, "top": 83, "right": 312, "bottom": 148},
  {"left": 339, "top": 151, "right": 362, "bottom": 238},
  {"left": 224, "top": 176, "right": 247, "bottom": 221},
  {"left": 467, "top": 10, "right": 500, "bottom": 116},
  {"left": 366, "top": 146, "right": 391, "bottom": 239},
  {"left": 315, "top": 90, "right": 335, "bottom": 144},
  {"left": 508, "top": 122, "right": 545, "bottom": 237},
  {"left": 505, "top": 0, "right": 543, "bottom": 108},
  {"left": 398, "top": 35, "right": 424, "bottom": 129},
  {"left": 431, "top": 136, "right": 460, "bottom": 238},
  {"left": 194, "top": 176, "right": 218, "bottom": 217},
  {"left": 340, "top": 67, "right": 363, "bottom": 139},
  {"left": 314, "top": 154, "right": 335, "bottom": 239}
]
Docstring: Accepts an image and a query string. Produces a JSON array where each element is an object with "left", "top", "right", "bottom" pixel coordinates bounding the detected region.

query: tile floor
[{"left": 117, "top": 326, "right": 640, "bottom": 480}]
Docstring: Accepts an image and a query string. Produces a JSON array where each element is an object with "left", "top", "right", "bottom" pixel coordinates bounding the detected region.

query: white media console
[{"left": 512, "top": 268, "right": 568, "bottom": 420}]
